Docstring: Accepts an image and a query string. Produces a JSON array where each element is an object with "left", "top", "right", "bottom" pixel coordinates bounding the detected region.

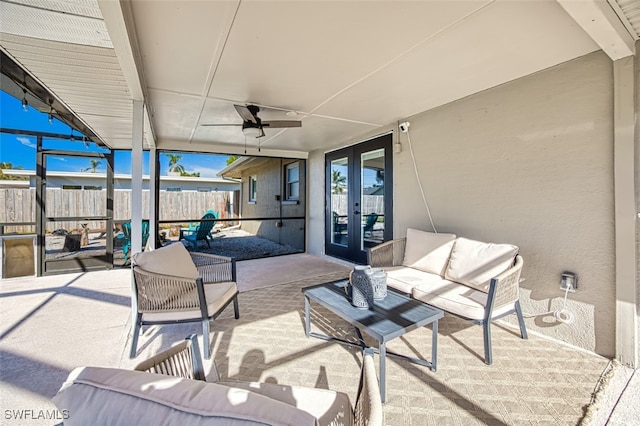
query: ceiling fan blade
[
  {"left": 200, "top": 123, "right": 242, "bottom": 127},
  {"left": 234, "top": 104, "right": 258, "bottom": 124},
  {"left": 262, "top": 120, "right": 302, "bottom": 128}
]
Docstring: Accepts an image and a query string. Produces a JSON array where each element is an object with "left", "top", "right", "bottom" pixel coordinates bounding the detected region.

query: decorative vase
[
  {"left": 349, "top": 266, "right": 374, "bottom": 309},
  {"left": 370, "top": 268, "right": 387, "bottom": 300}
]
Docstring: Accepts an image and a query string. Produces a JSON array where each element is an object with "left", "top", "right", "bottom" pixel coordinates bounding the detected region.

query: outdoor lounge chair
[
  {"left": 120, "top": 220, "right": 150, "bottom": 262},
  {"left": 181, "top": 212, "right": 217, "bottom": 249},
  {"left": 130, "top": 243, "right": 239, "bottom": 359}
]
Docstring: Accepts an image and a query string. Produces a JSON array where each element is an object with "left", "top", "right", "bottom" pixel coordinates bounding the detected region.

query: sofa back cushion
[
  {"left": 52, "top": 367, "right": 317, "bottom": 426},
  {"left": 402, "top": 228, "right": 457, "bottom": 276},
  {"left": 444, "top": 237, "right": 518, "bottom": 293},
  {"left": 133, "top": 242, "right": 199, "bottom": 280}
]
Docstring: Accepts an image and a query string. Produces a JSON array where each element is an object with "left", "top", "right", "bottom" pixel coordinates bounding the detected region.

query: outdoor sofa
[
  {"left": 368, "top": 228, "right": 528, "bottom": 364},
  {"left": 52, "top": 335, "right": 383, "bottom": 426}
]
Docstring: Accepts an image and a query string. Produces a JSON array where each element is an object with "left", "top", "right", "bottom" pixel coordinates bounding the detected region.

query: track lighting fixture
[
  {"left": 47, "top": 99, "right": 55, "bottom": 125},
  {"left": 21, "top": 89, "right": 29, "bottom": 112}
]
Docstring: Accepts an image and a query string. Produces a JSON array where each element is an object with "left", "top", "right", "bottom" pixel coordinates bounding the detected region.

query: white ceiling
[{"left": 1, "top": 0, "right": 637, "bottom": 157}]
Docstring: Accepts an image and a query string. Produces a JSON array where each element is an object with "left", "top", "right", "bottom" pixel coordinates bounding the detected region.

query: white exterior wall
[{"left": 308, "top": 50, "right": 621, "bottom": 357}]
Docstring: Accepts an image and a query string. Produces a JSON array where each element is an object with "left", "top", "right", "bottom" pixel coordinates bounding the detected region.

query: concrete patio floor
[{"left": 0, "top": 253, "right": 637, "bottom": 425}]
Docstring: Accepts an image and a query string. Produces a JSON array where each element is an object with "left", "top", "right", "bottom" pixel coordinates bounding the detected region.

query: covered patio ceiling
[{"left": 0, "top": 0, "right": 637, "bottom": 157}]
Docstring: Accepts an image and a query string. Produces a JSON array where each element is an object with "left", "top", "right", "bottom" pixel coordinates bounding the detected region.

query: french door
[{"left": 325, "top": 133, "right": 393, "bottom": 264}]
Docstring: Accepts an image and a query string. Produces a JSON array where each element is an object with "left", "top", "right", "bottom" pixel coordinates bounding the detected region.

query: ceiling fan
[{"left": 201, "top": 104, "right": 301, "bottom": 138}]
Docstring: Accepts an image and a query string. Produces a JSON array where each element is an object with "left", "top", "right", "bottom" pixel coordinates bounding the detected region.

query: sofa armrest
[
  {"left": 355, "top": 348, "right": 383, "bottom": 426},
  {"left": 367, "top": 238, "right": 406, "bottom": 267},
  {"left": 486, "top": 255, "right": 524, "bottom": 318},
  {"left": 134, "top": 334, "right": 206, "bottom": 381},
  {"left": 190, "top": 252, "right": 236, "bottom": 284}
]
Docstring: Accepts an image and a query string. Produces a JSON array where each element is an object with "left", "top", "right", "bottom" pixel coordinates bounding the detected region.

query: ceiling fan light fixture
[{"left": 242, "top": 126, "right": 262, "bottom": 138}]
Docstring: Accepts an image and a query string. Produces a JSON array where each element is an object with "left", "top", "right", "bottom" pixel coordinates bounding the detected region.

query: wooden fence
[
  {"left": 0, "top": 188, "right": 233, "bottom": 233},
  {"left": 330, "top": 195, "right": 384, "bottom": 216}
]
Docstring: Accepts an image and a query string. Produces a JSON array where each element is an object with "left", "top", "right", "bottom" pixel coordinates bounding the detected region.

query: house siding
[
  {"left": 239, "top": 158, "right": 305, "bottom": 251},
  {"left": 309, "top": 50, "right": 624, "bottom": 358}
]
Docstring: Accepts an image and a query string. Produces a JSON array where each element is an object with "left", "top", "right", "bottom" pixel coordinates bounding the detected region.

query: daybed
[{"left": 368, "top": 228, "right": 528, "bottom": 364}]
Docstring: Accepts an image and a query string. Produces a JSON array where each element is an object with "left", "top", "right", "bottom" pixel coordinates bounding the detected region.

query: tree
[
  {"left": 165, "top": 154, "right": 185, "bottom": 175},
  {"left": 180, "top": 171, "right": 200, "bottom": 177},
  {"left": 82, "top": 159, "right": 102, "bottom": 173},
  {"left": 331, "top": 170, "right": 347, "bottom": 194},
  {"left": 0, "top": 162, "right": 27, "bottom": 181},
  {"left": 226, "top": 155, "right": 239, "bottom": 166}
]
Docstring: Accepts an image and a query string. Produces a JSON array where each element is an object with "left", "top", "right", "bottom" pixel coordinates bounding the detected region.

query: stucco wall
[{"left": 308, "top": 51, "right": 618, "bottom": 356}]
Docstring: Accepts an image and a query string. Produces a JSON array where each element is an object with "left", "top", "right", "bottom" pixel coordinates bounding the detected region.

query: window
[
  {"left": 166, "top": 187, "right": 182, "bottom": 192},
  {"left": 285, "top": 162, "right": 299, "bottom": 201},
  {"left": 84, "top": 185, "right": 102, "bottom": 191},
  {"left": 249, "top": 176, "right": 257, "bottom": 202},
  {"left": 62, "top": 185, "right": 82, "bottom": 190}
]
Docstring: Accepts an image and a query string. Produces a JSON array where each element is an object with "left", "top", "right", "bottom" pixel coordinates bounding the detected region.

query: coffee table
[{"left": 302, "top": 280, "right": 443, "bottom": 402}]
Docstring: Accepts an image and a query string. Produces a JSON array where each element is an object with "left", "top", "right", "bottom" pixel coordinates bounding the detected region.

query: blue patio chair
[
  {"left": 186, "top": 210, "right": 218, "bottom": 232},
  {"left": 363, "top": 213, "right": 379, "bottom": 237},
  {"left": 181, "top": 212, "right": 216, "bottom": 249},
  {"left": 120, "top": 220, "right": 150, "bottom": 261}
]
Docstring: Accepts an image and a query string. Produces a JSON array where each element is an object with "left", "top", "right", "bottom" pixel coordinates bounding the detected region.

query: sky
[{"left": 0, "top": 90, "right": 230, "bottom": 177}]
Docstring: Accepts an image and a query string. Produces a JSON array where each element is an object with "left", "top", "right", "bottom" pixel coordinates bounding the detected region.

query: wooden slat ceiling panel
[
  {"left": 1, "top": 31, "right": 133, "bottom": 149},
  {"left": 0, "top": 1, "right": 111, "bottom": 48},
  {"left": 614, "top": 0, "right": 640, "bottom": 38}
]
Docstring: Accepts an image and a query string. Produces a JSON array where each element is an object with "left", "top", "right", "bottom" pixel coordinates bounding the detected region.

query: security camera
[{"left": 399, "top": 121, "right": 410, "bottom": 133}]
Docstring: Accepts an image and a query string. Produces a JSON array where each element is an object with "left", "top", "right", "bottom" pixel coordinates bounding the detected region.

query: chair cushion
[
  {"left": 402, "top": 229, "right": 457, "bottom": 276},
  {"left": 143, "top": 281, "right": 237, "bottom": 321},
  {"left": 385, "top": 267, "right": 444, "bottom": 294},
  {"left": 53, "top": 367, "right": 317, "bottom": 426},
  {"left": 216, "top": 381, "right": 354, "bottom": 426},
  {"left": 444, "top": 237, "right": 518, "bottom": 293},
  {"left": 133, "top": 242, "right": 199, "bottom": 280}
]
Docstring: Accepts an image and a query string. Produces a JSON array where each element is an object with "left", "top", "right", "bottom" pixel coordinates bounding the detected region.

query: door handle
[{"left": 354, "top": 210, "right": 360, "bottom": 215}]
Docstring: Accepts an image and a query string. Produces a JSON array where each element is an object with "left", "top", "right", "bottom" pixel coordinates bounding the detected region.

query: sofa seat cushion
[
  {"left": 385, "top": 267, "right": 445, "bottom": 294},
  {"left": 444, "top": 237, "right": 518, "bottom": 293},
  {"left": 412, "top": 281, "right": 486, "bottom": 320},
  {"left": 217, "top": 381, "right": 354, "bottom": 426},
  {"left": 53, "top": 367, "right": 317, "bottom": 426},
  {"left": 412, "top": 281, "right": 516, "bottom": 320},
  {"left": 402, "top": 229, "right": 457, "bottom": 276},
  {"left": 143, "top": 281, "right": 237, "bottom": 321}
]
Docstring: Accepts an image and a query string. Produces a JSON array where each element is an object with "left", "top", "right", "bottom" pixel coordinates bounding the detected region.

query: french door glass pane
[
  {"left": 330, "top": 157, "right": 348, "bottom": 246},
  {"left": 360, "top": 148, "right": 384, "bottom": 250}
]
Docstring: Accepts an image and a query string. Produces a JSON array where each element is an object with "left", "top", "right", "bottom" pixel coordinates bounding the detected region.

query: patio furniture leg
[
  {"left": 233, "top": 296, "right": 240, "bottom": 319},
  {"left": 515, "top": 301, "right": 528, "bottom": 339},
  {"left": 304, "top": 296, "right": 311, "bottom": 337},
  {"left": 130, "top": 313, "right": 142, "bottom": 359},
  {"left": 379, "top": 342, "right": 387, "bottom": 403},
  {"left": 202, "top": 319, "right": 211, "bottom": 359},
  {"left": 483, "top": 322, "right": 492, "bottom": 365},
  {"left": 431, "top": 320, "right": 438, "bottom": 372}
]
